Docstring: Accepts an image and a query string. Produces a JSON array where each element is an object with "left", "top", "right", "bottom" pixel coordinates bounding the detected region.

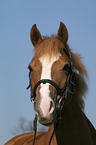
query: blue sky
[{"left": 0, "top": 0, "right": 96, "bottom": 144}]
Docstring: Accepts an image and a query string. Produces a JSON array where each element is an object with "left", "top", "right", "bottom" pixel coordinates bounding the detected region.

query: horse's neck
[{"left": 53, "top": 97, "right": 93, "bottom": 145}]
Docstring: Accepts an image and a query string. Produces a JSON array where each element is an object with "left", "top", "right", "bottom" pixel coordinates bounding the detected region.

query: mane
[
  {"left": 34, "top": 36, "right": 88, "bottom": 110},
  {"left": 72, "top": 52, "right": 88, "bottom": 110}
]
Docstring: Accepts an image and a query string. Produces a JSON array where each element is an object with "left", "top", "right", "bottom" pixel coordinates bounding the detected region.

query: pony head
[{"left": 28, "top": 22, "right": 87, "bottom": 126}]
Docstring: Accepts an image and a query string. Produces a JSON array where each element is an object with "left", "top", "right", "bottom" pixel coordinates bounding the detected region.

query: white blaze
[{"left": 39, "top": 54, "right": 60, "bottom": 118}]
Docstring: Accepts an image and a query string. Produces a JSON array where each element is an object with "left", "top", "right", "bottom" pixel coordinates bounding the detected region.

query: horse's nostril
[{"left": 49, "top": 101, "right": 54, "bottom": 112}]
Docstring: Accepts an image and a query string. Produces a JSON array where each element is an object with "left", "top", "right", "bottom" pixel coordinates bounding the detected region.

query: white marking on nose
[{"left": 39, "top": 54, "right": 60, "bottom": 118}]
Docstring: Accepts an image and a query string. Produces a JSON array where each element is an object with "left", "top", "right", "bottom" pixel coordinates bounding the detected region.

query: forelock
[{"left": 34, "top": 36, "right": 64, "bottom": 58}]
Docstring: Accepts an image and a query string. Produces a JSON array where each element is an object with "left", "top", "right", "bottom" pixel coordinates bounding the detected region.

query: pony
[{"left": 5, "top": 22, "right": 96, "bottom": 145}]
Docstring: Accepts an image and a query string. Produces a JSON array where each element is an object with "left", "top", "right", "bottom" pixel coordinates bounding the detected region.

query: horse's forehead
[
  {"left": 39, "top": 54, "right": 61, "bottom": 69},
  {"left": 39, "top": 53, "right": 69, "bottom": 68},
  {"left": 39, "top": 54, "right": 61, "bottom": 65},
  {"left": 31, "top": 52, "right": 69, "bottom": 71},
  {"left": 38, "top": 54, "right": 61, "bottom": 82}
]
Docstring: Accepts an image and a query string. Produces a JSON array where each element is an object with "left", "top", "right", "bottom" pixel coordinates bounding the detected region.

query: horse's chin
[
  {"left": 37, "top": 114, "right": 55, "bottom": 126},
  {"left": 39, "top": 119, "right": 54, "bottom": 126}
]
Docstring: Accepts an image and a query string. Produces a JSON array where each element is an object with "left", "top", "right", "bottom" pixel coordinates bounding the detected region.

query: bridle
[{"left": 27, "top": 48, "right": 75, "bottom": 145}]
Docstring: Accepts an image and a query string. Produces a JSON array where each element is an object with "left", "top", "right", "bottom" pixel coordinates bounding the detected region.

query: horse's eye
[
  {"left": 28, "top": 65, "right": 33, "bottom": 72},
  {"left": 63, "top": 64, "right": 69, "bottom": 72}
]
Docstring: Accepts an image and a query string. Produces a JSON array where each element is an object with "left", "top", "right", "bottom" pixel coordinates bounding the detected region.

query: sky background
[{"left": 0, "top": 0, "right": 96, "bottom": 144}]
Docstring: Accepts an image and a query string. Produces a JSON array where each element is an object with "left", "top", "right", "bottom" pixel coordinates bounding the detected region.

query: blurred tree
[{"left": 11, "top": 117, "right": 48, "bottom": 136}]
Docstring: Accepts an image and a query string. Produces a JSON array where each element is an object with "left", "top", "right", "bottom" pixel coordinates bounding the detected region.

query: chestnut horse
[{"left": 5, "top": 22, "right": 96, "bottom": 145}]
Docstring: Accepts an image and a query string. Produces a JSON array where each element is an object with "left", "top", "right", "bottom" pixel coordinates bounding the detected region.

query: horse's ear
[
  {"left": 57, "top": 22, "right": 68, "bottom": 44},
  {"left": 30, "top": 24, "right": 42, "bottom": 46}
]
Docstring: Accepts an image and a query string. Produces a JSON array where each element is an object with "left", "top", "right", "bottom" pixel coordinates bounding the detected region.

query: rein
[{"left": 27, "top": 48, "right": 75, "bottom": 145}]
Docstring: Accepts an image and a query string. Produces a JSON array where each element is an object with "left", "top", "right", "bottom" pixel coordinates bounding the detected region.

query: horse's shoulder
[{"left": 5, "top": 132, "right": 46, "bottom": 145}]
